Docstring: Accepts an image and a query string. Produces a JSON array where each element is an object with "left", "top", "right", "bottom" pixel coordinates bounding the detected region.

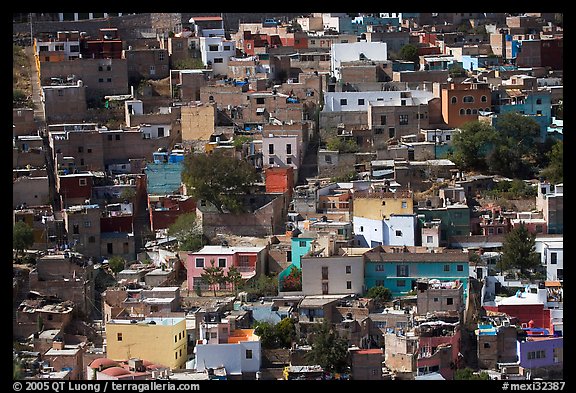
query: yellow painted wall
[
  {"left": 181, "top": 104, "right": 216, "bottom": 141},
  {"left": 353, "top": 195, "right": 413, "bottom": 220},
  {"left": 105, "top": 318, "right": 188, "bottom": 369}
]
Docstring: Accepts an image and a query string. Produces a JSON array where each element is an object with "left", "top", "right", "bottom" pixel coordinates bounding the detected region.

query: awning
[{"left": 545, "top": 281, "right": 562, "bottom": 287}]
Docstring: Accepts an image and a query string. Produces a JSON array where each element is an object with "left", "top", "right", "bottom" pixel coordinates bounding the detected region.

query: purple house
[{"left": 517, "top": 336, "right": 563, "bottom": 370}]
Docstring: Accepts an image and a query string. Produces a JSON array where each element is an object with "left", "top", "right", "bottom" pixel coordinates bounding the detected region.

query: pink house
[{"left": 186, "top": 245, "right": 267, "bottom": 291}]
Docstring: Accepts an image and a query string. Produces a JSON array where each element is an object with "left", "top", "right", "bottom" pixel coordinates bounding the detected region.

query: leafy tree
[
  {"left": 495, "top": 112, "right": 541, "bottom": 156},
  {"left": 498, "top": 223, "right": 540, "bottom": 278},
  {"left": 108, "top": 256, "right": 126, "bottom": 276},
  {"left": 486, "top": 143, "right": 529, "bottom": 178},
  {"left": 540, "top": 140, "right": 563, "bottom": 184},
  {"left": 275, "top": 317, "right": 297, "bottom": 348},
  {"left": 449, "top": 121, "right": 497, "bottom": 171},
  {"left": 454, "top": 367, "right": 490, "bottom": 380},
  {"left": 306, "top": 321, "right": 349, "bottom": 373},
  {"left": 366, "top": 286, "right": 392, "bottom": 309},
  {"left": 325, "top": 137, "right": 359, "bottom": 153},
  {"left": 13, "top": 222, "right": 34, "bottom": 261},
  {"left": 173, "top": 58, "right": 204, "bottom": 70},
  {"left": 201, "top": 259, "right": 225, "bottom": 296},
  {"left": 181, "top": 151, "right": 259, "bottom": 213},
  {"left": 244, "top": 274, "right": 279, "bottom": 298},
  {"left": 448, "top": 63, "right": 467, "bottom": 78},
  {"left": 254, "top": 321, "right": 277, "bottom": 348},
  {"left": 167, "top": 212, "right": 204, "bottom": 251},
  {"left": 120, "top": 187, "right": 136, "bottom": 202},
  {"left": 226, "top": 266, "right": 244, "bottom": 295},
  {"left": 281, "top": 265, "right": 302, "bottom": 291},
  {"left": 398, "top": 44, "right": 420, "bottom": 64}
]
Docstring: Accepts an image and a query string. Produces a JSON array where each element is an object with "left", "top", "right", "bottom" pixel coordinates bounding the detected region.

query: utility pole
[{"left": 29, "top": 13, "right": 33, "bottom": 47}]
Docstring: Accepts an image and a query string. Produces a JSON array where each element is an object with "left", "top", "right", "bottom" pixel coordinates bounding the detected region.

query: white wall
[
  {"left": 353, "top": 214, "right": 417, "bottom": 247},
  {"left": 535, "top": 236, "right": 563, "bottom": 281},
  {"left": 200, "top": 37, "right": 236, "bottom": 75},
  {"left": 331, "top": 41, "right": 388, "bottom": 80},
  {"left": 323, "top": 90, "right": 434, "bottom": 112},
  {"left": 301, "top": 256, "right": 364, "bottom": 295},
  {"left": 195, "top": 341, "right": 261, "bottom": 374}
]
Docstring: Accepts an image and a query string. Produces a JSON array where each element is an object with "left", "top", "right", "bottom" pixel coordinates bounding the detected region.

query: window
[
  {"left": 98, "top": 66, "right": 103, "bottom": 71},
  {"left": 481, "top": 95, "right": 487, "bottom": 102},
  {"left": 447, "top": 297, "right": 454, "bottom": 305},
  {"left": 79, "top": 178, "right": 87, "bottom": 186},
  {"left": 88, "top": 236, "right": 96, "bottom": 243},
  {"left": 484, "top": 342, "right": 491, "bottom": 349},
  {"left": 466, "top": 109, "right": 472, "bottom": 115},
  {"left": 397, "top": 279, "right": 406, "bottom": 287},
  {"left": 375, "top": 279, "right": 384, "bottom": 286},
  {"left": 209, "top": 45, "right": 219, "bottom": 51},
  {"left": 426, "top": 236, "right": 433, "bottom": 243},
  {"left": 434, "top": 297, "right": 439, "bottom": 302},
  {"left": 340, "top": 98, "right": 348, "bottom": 106},
  {"left": 457, "top": 264, "right": 464, "bottom": 272},
  {"left": 87, "top": 148, "right": 92, "bottom": 153},
  {"left": 536, "top": 98, "right": 542, "bottom": 105},
  {"left": 399, "top": 114, "right": 409, "bottom": 125},
  {"left": 246, "top": 349, "right": 253, "bottom": 359},
  {"left": 444, "top": 264, "right": 450, "bottom": 272},
  {"left": 463, "top": 95, "right": 475, "bottom": 103},
  {"left": 380, "top": 115, "right": 387, "bottom": 125},
  {"left": 117, "top": 333, "right": 123, "bottom": 341},
  {"left": 106, "top": 65, "right": 111, "bottom": 71},
  {"left": 213, "top": 58, "right": 223, "bottom": 63},
  {"left": 395, "top": 230, "right": 402, "bottom": 237},
  {"left": 84, "top": 221, "right": 91, "bottom": 228},
  {"left": 550, "top": 253, "right": 557, "bottom": 264},
  {"left": 360, "top": 226, "right": 364, "bottom": 232},
  {"left": 196, "top": 258, "right": 205, "bottom": 268},
  {"left": 286, "top": 144, "right": 292, "bottom": 154},
  {"left": 299, "top": 240, "right": 307, "bottom": 247},
  {"left": 322, "top": 266, "right": 328, "bottom": 279},
  {"left": 73, "top": 224, "right": 80, "bottom": 235},
  {"left": 58, "top": 90, "right": 64, "bottom": 97},
  {"left": 286, "top": 157, "right": 292, "bottom": 164},
  {"left": 268, "top": 144, "right": 274, "bottom": 154},
  {"left": 401, "top": 201, "right": 407, "bottom": 209},
  {"left": 158, "top": 127, "right": 165, "bottom": 137},
  {"left": 445, "top": 135, "right": 451, "bottom": 141},
  {"left": 459, "top": 108, "right": 465, "bottom": 115},
  {"left": 107, "top": 243, "right": 113, "bottom": 254},
  {"left": 268, "top": 158, "right": 275, "bottom": 165},
  {"left": 388, "top": 127, "right": 395, "bottom": 138},
  {"left": 224, "top": 45, "right": 231, "bottom": 51},
  {"left": 256, "top": 97, "right": 265, "bottom": 104},
  {"left": 115, "top": 135, "right": 120, "bottom": 140},
  {"left": 78, "top": 146, "right": 84, "bottom": 153},
  {"left": 159, "top": 52, "right": 165, "bottom": 61},
  {"left": 451, "top": 96, "right": 457, "bottom": 104},
  {"left": 397, "top": 265, "right": 409, "bottom": 277},
  {"left": 218, "top": 258, "right": 226, "bottom": 268},
  {"left": 358, "top": 98, "right": 365, "bottom": 105},
  {"left": 346, "top": 281, "right": 352, "bottom": 289},
  {"left": 375, "top": 264, "right": 384, "bottom": 272},
  {"left": 325, "top": 155, "right": 332, "bottom": 164},
  {"left": 210, "top": 332, "right": 217, "bottom": 339},
  {"left": 472, "top": 109, "right": 478, "bottom": 114},
  {"left": 108, "top": 135, "right": 113, "bottom": 141},
  {"left": 536, "top": 110, "right": 542, "bottom": 115},
  {"left": 346, "top": 265, "right": 351, "bottom": 274}
]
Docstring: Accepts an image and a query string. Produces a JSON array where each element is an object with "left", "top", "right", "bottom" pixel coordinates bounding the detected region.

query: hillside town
[{"left": 12, "top": 12, "right": 563, "bottom": 381}]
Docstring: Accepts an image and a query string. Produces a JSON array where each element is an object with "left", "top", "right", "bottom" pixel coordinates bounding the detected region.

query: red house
[{"left": 57, "top": 173, "right": 94, "bottom": 208}]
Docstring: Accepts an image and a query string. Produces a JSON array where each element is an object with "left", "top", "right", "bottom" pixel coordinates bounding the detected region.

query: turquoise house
[
  {"left": 416, "top": 205, "right": 471, "bottom": 245},
  {"left": 278, "top": 235, "right": 314, "bottom": 292},
  {"left": 363, "top": 249, "right": 469, "bottom": 298},
  {"left": 494, "top": 91, "right": 552, "bottom": 142}
]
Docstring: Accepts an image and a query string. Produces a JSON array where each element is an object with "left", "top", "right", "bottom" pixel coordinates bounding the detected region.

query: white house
[
  {"left": 262, "top": 134, "right": 301, "bottom": 178},
  {"left": 353, "top": 214, "right": 418, "bottom": 247},
  {"left": 322, "top": 90, "right": 435, "bottom": 112},
  {"left": 535, "top": 234, "right": 563, "bottom": 282},
  {"left": 330, "top": 41, "right": 388, "bottom": 81},
  {"left": 199, "top": 37, "right": 236, "bottom": 76},
  {"left": 301, "top": 255, "right": 364, "bottom": 295}
]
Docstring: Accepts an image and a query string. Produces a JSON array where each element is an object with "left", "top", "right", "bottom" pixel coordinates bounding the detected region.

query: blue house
[
  {"left": 145, "top": 150, "right": 185, "bottom": 195},
  {"left": 363, "top": 248, "right": 469, "bottom": 298},
  {"left": 278, "top": 234, "right": 315, "bottom": 292},
  {"left": 493, "top": 90, "right": 552, "bottom": 142},
  {"left": 461, "top": 55, "right": 499, "bottom": 71}
]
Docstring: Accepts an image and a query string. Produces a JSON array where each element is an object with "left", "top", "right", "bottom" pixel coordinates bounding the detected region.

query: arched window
[
  {"left": 481, "top": 95, "right": 487, "bottom": 102},
  {"left": 460, "top": 109, "right": 465, "bottom": 115},
  {"left": 472, "top": 109, "right": 478, "bottom": 114},
  {"left": 451, "top": 96, "right": 457, "bottom": 104},
  {"left": 485, "top": 107, "right": 490, "bottom": 112},
  {"left": 463, "top": 96, "right": 475, "bottom": 103},
  {"left": 466, "top": 109, "right": 472, "bottom": 115}
]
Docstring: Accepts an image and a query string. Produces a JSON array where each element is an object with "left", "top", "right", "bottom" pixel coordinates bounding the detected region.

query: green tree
[
  {"left": 454, "top": 367, "right": 490, "bottom": 380},
  {"left": 449, "top": 121, "right": 497, "bottom": 171},
  {"left": 119, "top": 187, "right": 136, "bottom": 202},
  {"left": 448, "top": 63, "right": 467, "bottom": 78},
  {"left": 226, "top": 265, "right": 244, "bottom": 295},
  {"left": 495, "top": 112, "right": 541, "bottom": 155},
  {"left": 306, "top": 321, "right": 349, "bottom": 373},
  {"left": 276, "top": 317, "right": 297, "bottom": 348},
  {"left": 540, "top": 140, "right": 563, "bottom": 184},
  {"left": 398, "top": 44, "right": 420, "bottom": 64},
  {"left": 254, "top": 321, "right": 277, "bottom": 348},
  {"left": 498, "top": 223, "right": 540, "bottom": 278},
  {"left": 13, "top": 222, "right": 34, "bottom": 261},
  {"left": 325, "top": 137, "right": 359, "bottom": 153},
  {"left": 108, "top": 256, "right": 126, "bottom": 276},
  {"left": 167, "top": 212, "right": 204, "bottom": 252},
  {"left": 181, "top": 151, "right": 259, "bottom": 213},
  {"left": 366, "top": 286, "right": 392, "bottom": 309},
  {"left": 201, "top": 259, "right": 225, "bottom": 296},
  {"left": 173, "top": 58, "right": 204, "bottom": 70},
  {"left": 486, "top": 143, "right": 528, "bottom": 178},
  {"left": 244, "top": 274, "right": 279, "bottom": 298}
]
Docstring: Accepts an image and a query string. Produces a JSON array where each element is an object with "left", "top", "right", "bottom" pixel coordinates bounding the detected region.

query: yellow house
[
  {"left": 181, "top": 103, "right": 216, "bottom": 142},
  {"left": 106, "top": 317, "right": 187, "bottom": 370},
  {"left": 353, "top": 190, "right": 413, "bottom": 220}
]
